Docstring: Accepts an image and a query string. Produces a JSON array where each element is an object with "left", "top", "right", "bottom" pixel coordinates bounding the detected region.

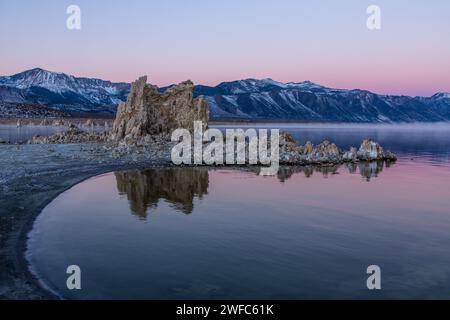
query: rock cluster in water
[
  {"left": 110, "top": 76, "right": 209, "bottom": 144},
  {"left": 278, "top": 132, "right": 396, "bottom": 165}
]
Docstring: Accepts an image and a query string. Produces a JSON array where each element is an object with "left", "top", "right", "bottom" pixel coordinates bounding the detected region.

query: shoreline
[
  {"left": 0, "top": 142, "right": 173, "bottom": 299},
  {"left": 0, "top": 138, "right": 395, "bottom": 299}
]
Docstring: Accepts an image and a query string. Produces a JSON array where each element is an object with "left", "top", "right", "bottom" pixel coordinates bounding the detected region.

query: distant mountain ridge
[
  {"left": 194, "top": 78, "right": 450, "bottom": 122},
  {"left": 1, "top": 68, "right": 449, "bottom": 122},
  {"left": 0, "top": 68, "right": 130, "bottom": 114}
]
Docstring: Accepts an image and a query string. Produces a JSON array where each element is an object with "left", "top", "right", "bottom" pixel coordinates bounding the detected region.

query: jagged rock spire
[{"left": 110, "top": 76, "right": 209, "bottom": 142}]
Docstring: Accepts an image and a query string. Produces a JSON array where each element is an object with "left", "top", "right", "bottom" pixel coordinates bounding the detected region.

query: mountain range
[
  {"left": 0, "top": 68, "right": 129, "bottom": 114},
  {"left": 1, "top": 68, "right": 449, "bottom": 122}
]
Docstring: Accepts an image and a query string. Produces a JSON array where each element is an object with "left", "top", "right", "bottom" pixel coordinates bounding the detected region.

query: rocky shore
[{"left": 26, "top": 127, "right": 396, "bottom": 166}]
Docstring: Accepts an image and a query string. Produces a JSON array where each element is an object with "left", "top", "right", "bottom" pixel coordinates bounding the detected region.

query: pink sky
[{"left": 1, "top": 0, "right": 449, "bottom": 96}]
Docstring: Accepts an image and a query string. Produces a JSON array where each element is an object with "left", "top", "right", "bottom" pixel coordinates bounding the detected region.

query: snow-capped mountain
[
  {"left": 194, "top": 78, "right": 450, "bottom": 122},
  {"left": 0, "top": 68, "right": 130, "bottom": 114},
  {"left": 1, "top": 69, "right": 449, "bottom": 122}
]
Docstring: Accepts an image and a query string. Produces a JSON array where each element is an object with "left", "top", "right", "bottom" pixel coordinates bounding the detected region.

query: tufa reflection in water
[
  {"left": 114, "top": 161, "right": 390, "bottom": 220},
  {"left": 346, "top": 160, "right": 391, "bottom": 182},
  {"left": 275, "top": 160, "right": 388, "bottom": 182},
  {"left": 115, "top": 168, "right": 209, "bottom": 219}
]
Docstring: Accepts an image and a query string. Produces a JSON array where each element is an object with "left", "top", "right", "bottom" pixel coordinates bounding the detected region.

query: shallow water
[
  {"left": 0, "top": 124, "right": 108, "bottom": 143},
  {"left": 27, "top": 124, "right": 450, "bottom": 299},
  {"left": 0, "top": 124, "right": 65, "bottom": 143}
]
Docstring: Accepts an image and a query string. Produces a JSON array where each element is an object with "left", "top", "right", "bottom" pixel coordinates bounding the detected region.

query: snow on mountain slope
[
  {"left": 0, "top": 69, "right": 449, "bottom": 121},
  {"left": 194, "top": 79, "right": 450, "bottom": 122},
  {"left": 0, "top": 68, "right": 130, "bottom": 114}
]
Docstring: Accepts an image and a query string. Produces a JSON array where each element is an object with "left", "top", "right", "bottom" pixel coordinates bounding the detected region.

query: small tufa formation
[
  {"left": 342, "top": 147, "right": 358, "bottom": 161},
  {"left": 279, "top": 132, "right": 341, "bottom": 164},
  {"left": 110, "top": 76, "right": 209, "bottom": 144},
  {"left": 356, "top": 139, "right": 396, "bottom": 161},
  {"left": 279, "top": 133, "right": 396, "bottom": 165}
]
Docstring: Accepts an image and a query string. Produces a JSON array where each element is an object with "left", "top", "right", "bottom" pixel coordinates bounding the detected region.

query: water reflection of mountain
[{"left": 115, "top": 168, "right": 209, "bottom": 219}]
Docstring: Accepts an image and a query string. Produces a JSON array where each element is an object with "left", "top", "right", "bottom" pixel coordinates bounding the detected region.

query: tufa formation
[{"left": 110, "top": 76, "right": 209, "bottom": 143}]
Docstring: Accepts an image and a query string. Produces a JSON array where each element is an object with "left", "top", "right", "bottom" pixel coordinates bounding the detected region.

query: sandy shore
[{"left": 0, "top": 142, "right": 172, "bottom": 299}]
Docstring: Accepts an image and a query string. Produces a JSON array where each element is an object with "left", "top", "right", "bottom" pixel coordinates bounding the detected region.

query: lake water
[
  {"left": 0, "top": 124, "right": 66, "bottom": 143},
  {"left": 27, "top": 123, "right": 450, "bottom": 299},
  {"left": 0, "top": 124, "right": 109, "bottom": 143}
]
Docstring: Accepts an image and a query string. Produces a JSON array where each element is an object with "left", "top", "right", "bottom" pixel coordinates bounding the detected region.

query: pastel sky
[{"left": 0, "top": 0, "right": 449, "bottom": 96}]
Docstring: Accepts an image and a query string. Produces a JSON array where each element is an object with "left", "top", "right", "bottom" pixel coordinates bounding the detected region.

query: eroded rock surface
[
  {"left": 357, "top": 139, "right": 396, "bottom": 161},
  {"left": 279, "top": 132, "right": 396, "bottom": 165},
  {"left": 110, "top": 76, "right": 209, "bottom": 144}
]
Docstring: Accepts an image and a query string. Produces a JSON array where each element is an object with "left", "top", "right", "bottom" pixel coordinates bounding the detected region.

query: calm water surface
[
  {"left": 27, "top": 124, "right": 450, "bottom": 299},
  {"left": 0, "top": 124, "right": 65, "bottom": 143},
  {"left": 0, "top": 124, "right": 108, "bottom": 143}
]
